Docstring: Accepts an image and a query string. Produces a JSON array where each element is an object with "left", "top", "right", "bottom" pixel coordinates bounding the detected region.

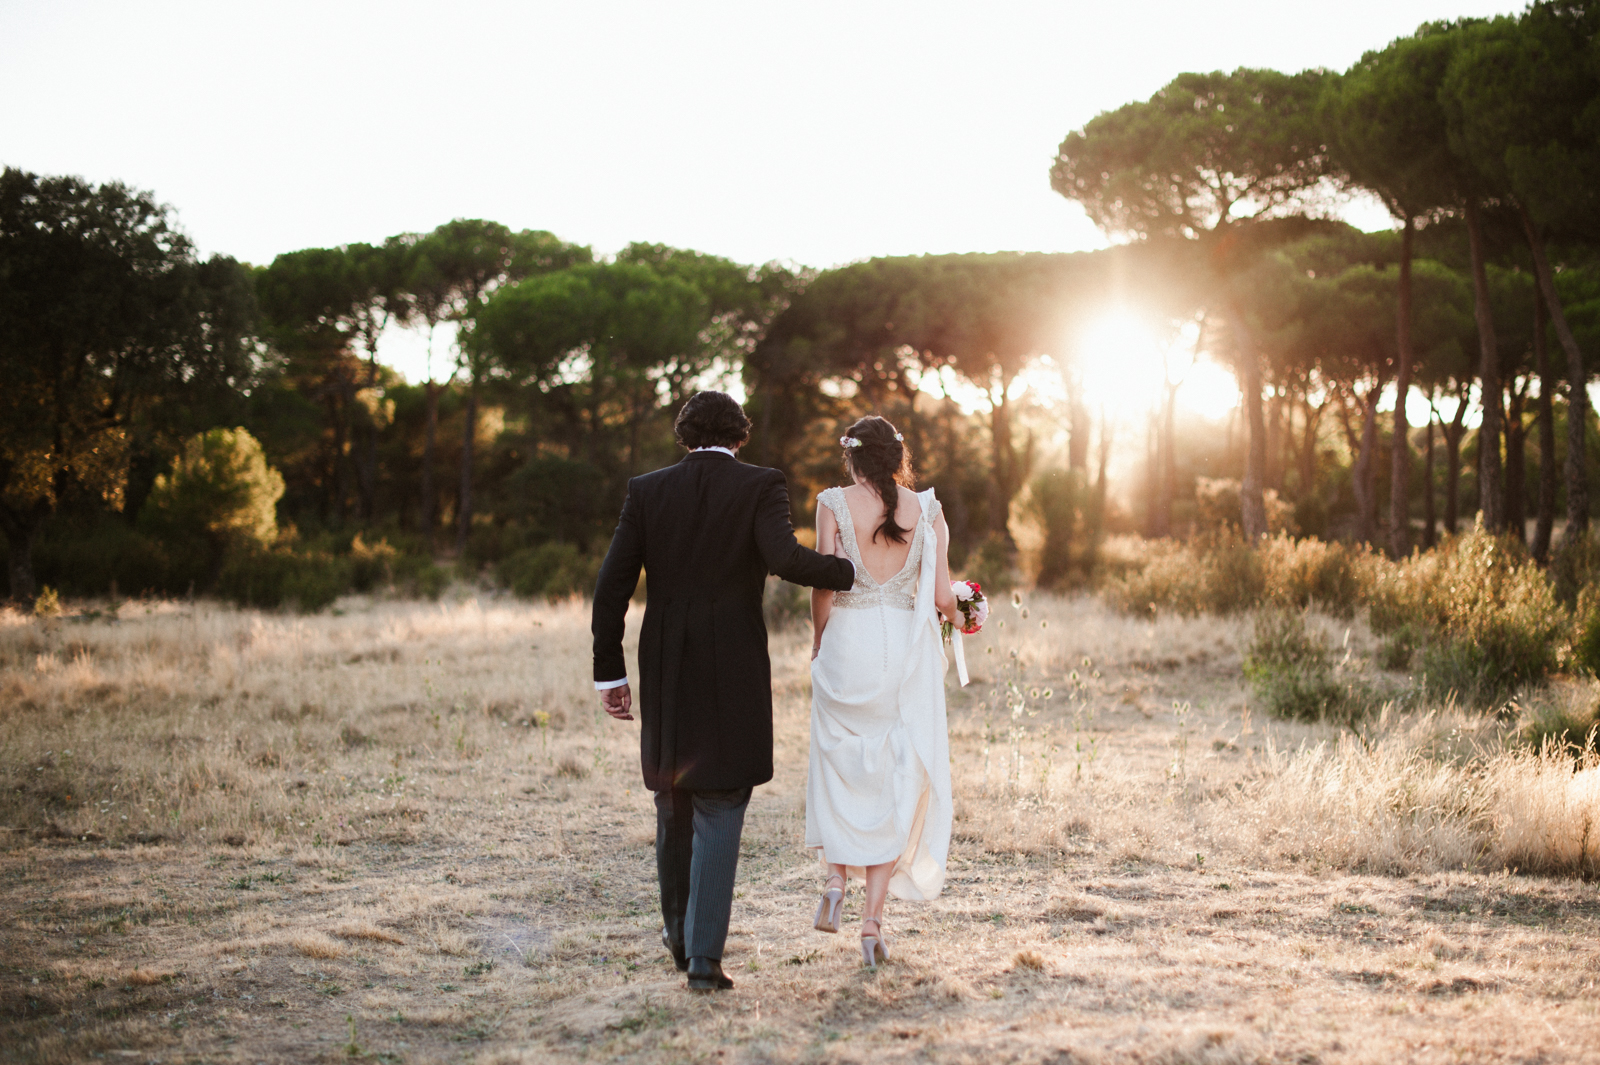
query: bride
[{"left": 806, "top": 415, "right": 960, "bottom": 967}]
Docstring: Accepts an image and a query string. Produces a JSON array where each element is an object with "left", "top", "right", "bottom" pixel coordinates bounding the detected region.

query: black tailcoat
[{"left": 591, "top": 451, "right": 855, "bottom": 791}]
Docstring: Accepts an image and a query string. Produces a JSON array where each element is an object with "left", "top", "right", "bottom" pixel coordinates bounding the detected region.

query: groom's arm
[
  {"left": 754, "top": 471, "right": 854, "bottom": 591},
  {"left": 592, "top": 482, "right": 645, "bottom": 690}
]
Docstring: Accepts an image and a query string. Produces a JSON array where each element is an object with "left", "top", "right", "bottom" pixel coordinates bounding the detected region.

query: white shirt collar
[{"left": 693, "top": 446, "right": 737, "bottom": 457}]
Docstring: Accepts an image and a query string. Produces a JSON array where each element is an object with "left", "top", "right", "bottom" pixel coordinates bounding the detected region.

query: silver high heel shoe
[
  {"left": 813, "top": 873, "right": 845, "bottom": 933},
  {"left": 860, "top": 916, "right": 890, "bottom": 967}
]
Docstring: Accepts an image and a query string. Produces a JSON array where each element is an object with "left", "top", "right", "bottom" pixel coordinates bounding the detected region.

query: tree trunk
[
  {"left": 1423, "top": 404, "right": 1437, "bottom": 549},
  {"left": 457, "top": 379, "right": 477, "bottom": 555},
  {"left": 360, "top": 350, "right": 380, "bottom": 522},
  {"left": 1298, "top": 395, "right": 1323, "bottom": 498},
  {"left": 1067, "top": 362, "right": 1091, "bottom": 472},
  {"left": 1355, "top": 385, "right": 1381, "bottom": 545},
  {"left": 1265, "top": 387, "right": 1284, "bottom": 492},
  {"left": 1161, "top": 380, "right": 1178, "bottom": 534},
  {"left": 1094, "top": 402, "right": 1112, "bottom": 517},
  {"left": 1148, "top": 384, "right": 1177, "bottom": 538},
  {"left": 1389, "top": 214, "right": 1416, "bottom": 559},
  {"left": 1231, "top": 305, "right": 1268, "bottom": 539},
  {"left": 1505, "top": 384, "right": 1527, "bottom": 544},
  {"left": 422, "top": 380, "right": 439, "bottom": 542},
  {"left": 1445, "top": 391, "right": 1469, "bottom": 535},
  {"left": 1519, "top": 206, "right": 1589, "bottom": 549},
  {"left": 987, "top": 370, "right": 1016, "bottom": 550},
  {"left": 1464, "top": 199, "right": 1503, "bottom": 532},
  {"left": 1143, "top": 412, "right": 1161, "bottom": 537},
  {"left": 0, "top": 510, "right": 40, "bottom": 602},
  {"left": 329, "top": 389, "right": 349, "bottom": 527},
  {"left": 1533, "top": 284, "right": 1557, "bottom": 563}
]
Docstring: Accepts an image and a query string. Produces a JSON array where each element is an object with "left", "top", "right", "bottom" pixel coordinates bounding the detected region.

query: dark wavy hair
[
  {"left": 674, "top": 391, "right": 752, "bottom": 450},
  {"left": 842, "top": 416, "right": 914, "bottom": 544}
]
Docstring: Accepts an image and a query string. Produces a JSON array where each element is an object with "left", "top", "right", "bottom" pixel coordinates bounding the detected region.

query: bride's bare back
[{"left": 839, "top": 483, "right": 922, "bottom": 585}]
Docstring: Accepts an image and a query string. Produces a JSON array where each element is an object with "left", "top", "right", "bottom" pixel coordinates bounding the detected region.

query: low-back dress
[{"left": 806, "top": 486, "right": 952, "bottom": 900}]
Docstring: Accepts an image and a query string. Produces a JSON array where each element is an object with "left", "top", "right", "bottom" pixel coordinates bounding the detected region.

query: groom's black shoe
[
  {"left": 662, "top": 927, "right": 687, "bottom": 972},
  {"left": 686, "top": 956, "right": 733, "bottom": 991}
]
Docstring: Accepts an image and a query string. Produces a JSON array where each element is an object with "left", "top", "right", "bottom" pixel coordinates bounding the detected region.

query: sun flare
[{"left": 1076, "top": 311, "right": 1238, "bottom": 425}]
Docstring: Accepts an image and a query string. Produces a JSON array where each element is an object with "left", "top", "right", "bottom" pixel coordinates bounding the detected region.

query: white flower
[
  {"left": 952, "top": 581, "right": 975, "bottom": 601},
  {"left": 840, "top": 436, "right": 862, "bottom": 448}
]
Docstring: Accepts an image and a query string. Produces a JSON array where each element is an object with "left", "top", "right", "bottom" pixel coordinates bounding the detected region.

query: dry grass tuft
[
  {"left": 554, "top": 753, "right": 589, "bottom": 779},
  {"left": 333, "top": 921, "right": 404, "bottom": 945},
  {"left": 423, "top": 919, "right": 475, "bottom": 957},
  {"left": 121, "top": 969, "right": 172, "bottom": 986},
  {"left": 1012, "top": 949, "right": 1045, "bottom": 972},
  {"left": 289, "top": 931, "right": 347, "bottom": 958}
]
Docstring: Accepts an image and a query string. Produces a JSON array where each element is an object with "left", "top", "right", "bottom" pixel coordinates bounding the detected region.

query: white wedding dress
[{"left": 806, "top": 486, "right": 952, "bottom": 900}]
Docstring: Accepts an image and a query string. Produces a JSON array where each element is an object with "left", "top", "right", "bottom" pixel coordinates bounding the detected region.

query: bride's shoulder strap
[
  {"left": 816, "top": 485, "right": 845, "bottom": 519},
  {"left": 918, "top": 487, "right": 942, "bottom": 525}
]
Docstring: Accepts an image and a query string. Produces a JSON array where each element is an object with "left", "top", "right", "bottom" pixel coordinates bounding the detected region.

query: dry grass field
[{"left": 5, "top": 590, "right": 1600, "bottom": 1064}]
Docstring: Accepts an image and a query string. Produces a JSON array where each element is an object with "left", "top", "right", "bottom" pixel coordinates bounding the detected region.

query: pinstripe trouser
[{"left": 654, "top": 786, "right": 751, "bottom": 962}]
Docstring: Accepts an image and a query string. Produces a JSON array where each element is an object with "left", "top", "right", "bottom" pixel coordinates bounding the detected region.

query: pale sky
[{"left": 3, "top": 0, "right": 1521, "bottom": 384}]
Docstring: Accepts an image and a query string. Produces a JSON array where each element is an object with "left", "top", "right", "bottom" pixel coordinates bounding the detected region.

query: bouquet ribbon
[{"left": 951, "top": 630, "right": 969, "bottom": 687}]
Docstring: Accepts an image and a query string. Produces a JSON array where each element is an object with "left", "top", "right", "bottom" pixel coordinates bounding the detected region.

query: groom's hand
[{"left": 600, "top": 683, "right": 634, "bottom": 721}]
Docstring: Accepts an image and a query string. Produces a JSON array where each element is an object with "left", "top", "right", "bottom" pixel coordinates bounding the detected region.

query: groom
[{"left": 591, "top": 391, "right": 855, "bottom": 991}]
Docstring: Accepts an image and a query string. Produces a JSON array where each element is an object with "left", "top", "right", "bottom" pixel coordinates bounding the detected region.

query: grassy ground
[{"left": 4, "top": 593, "right": 1600, "bottom": 1064}]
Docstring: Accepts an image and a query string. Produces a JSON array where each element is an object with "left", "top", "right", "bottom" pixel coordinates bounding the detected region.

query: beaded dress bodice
[{"left": 819, "top": 487, "right": 935, "bottom": 611}]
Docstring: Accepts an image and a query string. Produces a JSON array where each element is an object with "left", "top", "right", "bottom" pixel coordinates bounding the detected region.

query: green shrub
[
  {"left": 1027, "top": 469, "right": 1092, "bottom": 591},
  {"left": 963, "top": 533, "right": 1016, "bottom": 594},
  {"left": 1371, "top": 525, "right": 1566, "bottom": 703},
  {"left": 216, "top": 546, "right": 351, "bottom": 612},
  {"left": 412, "top": 562, "right": 451, "bottom": 601},
  {"left": 1549, "top": 526, "right": 1600, "bottom": 608},
  {"left": 31, "top": 516, "right": 173, "bottom": 597},
  {"left": 1103, "top": 530, "right": 1264, "bottom": 615},
  {"left": 499, "top": 542, "right": 601, "bottom": 600},
  {"left": 1243, "top": 610, "right": 1367, "bottom": 724},
  {"left": 1106, "top": 531, "right": 1371, "bottom": 618},
  {"left": 763, "top": 576, "right": 809, "bottom": 630},
  {"left": 1512, "top": 695, "right": 1600, "bottom": 756},
  {"left": 1257, "top": 534, "right": 1371, "bottom": 618},
  {"left": 348, "top": 533, "right": 400, "bottom": 592},
  {"left": 1378, "top": 623, "right": 1422, "bottom": 671},
  {"left": 33, "top": 586, "right": 62, "bottom": 618}
]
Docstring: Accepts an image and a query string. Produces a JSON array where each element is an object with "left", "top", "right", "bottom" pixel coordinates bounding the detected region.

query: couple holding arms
[{"left": 591, "top": 390, "right": 963, "bottom": 990}]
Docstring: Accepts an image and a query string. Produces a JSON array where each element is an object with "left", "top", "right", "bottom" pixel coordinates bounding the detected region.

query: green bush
[
  {"left": 1105, "top": 531, "right": 1370, "bottom": 618},
  {"left": 963, "top": 533, "right": 1016, "bottom": 594},
  {"left": 1027, "top": 469, "right": 1092, "bottom": 591},
  {"left": 412, "top": 562, "right": 452, "bottom": 600},
  {"left": 1512, "top": 695, "right": 1600, "bottom": 756},
  {"left": 1570, "top": 585, "right": 1600, "bottom": 677},
  {"left": 31, "top": 516, "right": 173, "bottom": 597},
  {"left": 763, "top": 576, "right": 809, "bottom": 630},
  {"left": 1257, "top": 534, "right": 1372, "bottom": 618},
  {"left": 216, "top": 546, "right": 351, "bottom": 612},
  {"left": 1370, "top": 524, "right": 1566, "bottom": 703},
  {"left": 1104, "top": 530, "right": 1264, "bottom": 615},
  {"left": 1243, "top": 610, "right": 1367, "bottom": 724},
  {"left": 1549, "top": 526, "right": 1600, "bottom": 608},
  {"left": 499, "top": 542, "right": 601, "bottom": 600},
  {"left": 348, "top": 533, "right": 400, "bottom": 592}
]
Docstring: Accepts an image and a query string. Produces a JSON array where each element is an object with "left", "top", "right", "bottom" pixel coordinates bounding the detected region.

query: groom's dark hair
[{"left": 674, "top": 391, "right": 752, "bottom": 450}]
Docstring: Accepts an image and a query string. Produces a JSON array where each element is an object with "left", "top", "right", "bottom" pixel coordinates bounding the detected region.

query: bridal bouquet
[{"left": 942, "top": 580, "right": 988, "bottom": 639}]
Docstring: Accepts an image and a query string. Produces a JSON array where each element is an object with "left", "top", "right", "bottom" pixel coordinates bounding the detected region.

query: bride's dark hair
[{"left": 842, "top": 415, "right": 914, "bottom": 544}]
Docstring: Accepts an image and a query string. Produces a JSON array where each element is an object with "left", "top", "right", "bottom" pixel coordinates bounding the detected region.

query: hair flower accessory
[
  {"left": 840, "top": 436, "right": 862, "bottom": 448},
  {"left": 894, "top": 432, "right": 903, "bottom": 441}
]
